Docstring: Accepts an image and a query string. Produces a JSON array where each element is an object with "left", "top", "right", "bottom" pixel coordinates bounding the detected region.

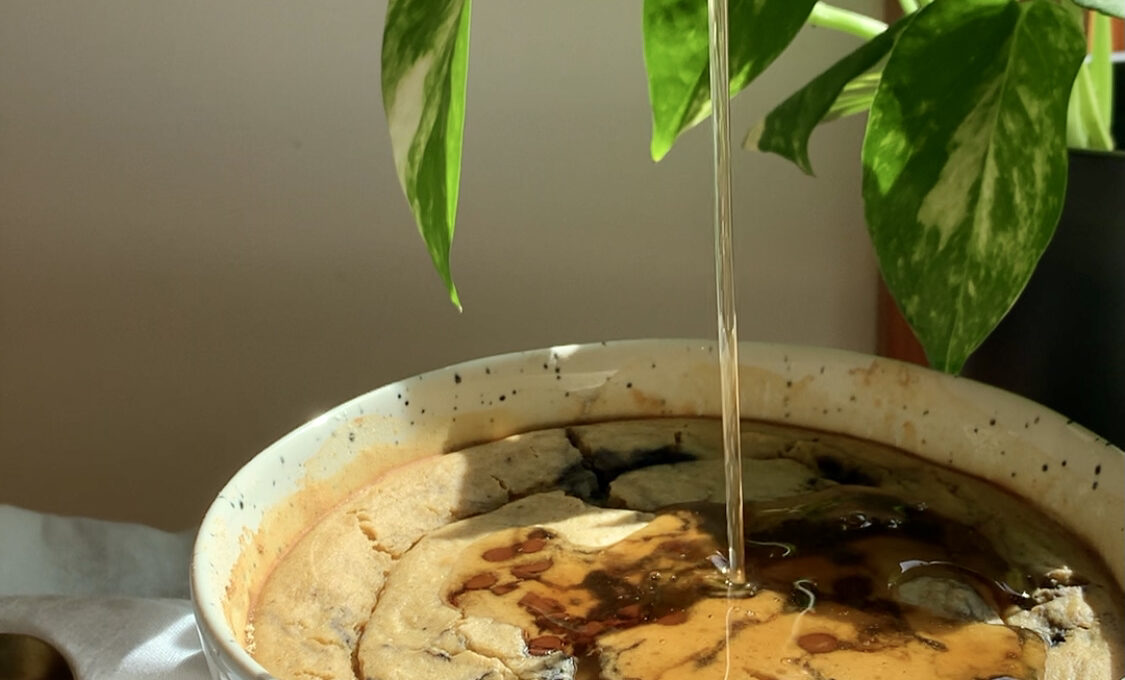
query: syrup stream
[{"left": 707, "top": 0, "right": 746, "bottom": 586}]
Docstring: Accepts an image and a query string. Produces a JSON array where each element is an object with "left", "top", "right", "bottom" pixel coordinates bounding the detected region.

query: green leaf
[
  {"left": 823, "top": 72, "right": 883, "bottom": 123},
  {"left": 862, "top": 0, "right": 1085, "bottom": 373},
  {"left": 746, "top": 19, "right": 908, "bottom": 175},
  {"left": 643, "top": 0, "right": 818, "bottom": 161},
  {"left": 1072, "top": 0, "right": 1124, "bottom": 19},
  {"left": 382, "top": 0, "right": 472, "bottom": 309}
]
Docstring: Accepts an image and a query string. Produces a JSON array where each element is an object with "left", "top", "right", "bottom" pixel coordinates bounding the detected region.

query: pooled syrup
[
  {"left": 696, "top": 6, "right": 1037, "bottom": 676},
  {"left": 694, "top": 12, "right": 1044, "bottom": 671},
  {"left": 393, "top": 5, "right": 1086, "bottom": 677},
  {"left": 445, "top": 487, "right": 1047, "bottom": 679}
]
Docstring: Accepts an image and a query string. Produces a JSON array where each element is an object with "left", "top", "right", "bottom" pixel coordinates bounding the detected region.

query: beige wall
[{"left": 0, "top": 0, "right": 881, "bottom": 530}]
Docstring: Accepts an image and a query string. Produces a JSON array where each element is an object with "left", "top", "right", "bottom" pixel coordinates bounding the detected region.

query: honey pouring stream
[{"left": 707, "top": 0, "right": 747, "bottom": 588}]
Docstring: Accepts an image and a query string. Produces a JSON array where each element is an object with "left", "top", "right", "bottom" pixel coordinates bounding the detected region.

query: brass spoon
[{"left": 0, "top": 634, "right": 75, "bottom": 680}]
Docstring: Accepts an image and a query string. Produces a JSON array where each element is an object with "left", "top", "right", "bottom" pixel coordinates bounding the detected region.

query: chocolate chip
[
  {"left": 511, "top": 559, "right": 554, "bottom": 579},
  {"left": 463, "top": 573, "right": 498, "bottom": 590},
  {"left": 527, "top": 635, "right": 565, "bottom": 655},
  {"left": 797, "top": 633, "right": 839, "bottom": 653},
  {"left": 656, "top": 610, "right": 688, "bottom": 626},
  {"left": 483, "top": 546, "right": 517, "bottom": 562},
  {"left": 518, "top": 538, "right": 547, "bottom": 554},
  {"left": 519, "top": 592, "right": 565, "bottom": 615},
  {"left": 490, "top": 582, "right": 519, "bottom": 596}
]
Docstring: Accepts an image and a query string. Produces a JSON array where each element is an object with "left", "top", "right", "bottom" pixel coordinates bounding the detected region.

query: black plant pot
[{"left": 963, "top": 149, "right": 1125, "bottom": 447}]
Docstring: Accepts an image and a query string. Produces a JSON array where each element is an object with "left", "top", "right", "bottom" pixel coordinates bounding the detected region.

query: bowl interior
[{"left": 191, "top": 339, "right": 1124, "bottom": 679}]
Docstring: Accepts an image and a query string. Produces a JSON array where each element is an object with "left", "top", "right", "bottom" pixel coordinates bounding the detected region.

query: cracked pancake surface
[{"left": 247, "top": 419, "right": 1124, "bottom": 680}]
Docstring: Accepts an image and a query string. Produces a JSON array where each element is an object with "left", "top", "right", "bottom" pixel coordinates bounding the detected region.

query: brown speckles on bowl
[{"left": 191, "top": 340, "right": 1124, "bottom": 680}]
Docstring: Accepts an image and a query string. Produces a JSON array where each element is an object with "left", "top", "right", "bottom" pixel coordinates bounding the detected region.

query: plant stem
[
  {"left": 1064, "top": 9, "right": 1114, "bottom": 151},
  {"left": 808, "top": 2, "right": 888, "bottom": 40},
  {"left": 1067, "top": 72, "right": 1090, "bottom": 149},
  {"left": 1090, "top": 12, "right": 1113, "bottom": 128},
  {"left": 1075, "top": 62, "right": 1115, "bottom": 150},
  {"left": 898, "top": 0, "right": 919, "bottom": 13}
]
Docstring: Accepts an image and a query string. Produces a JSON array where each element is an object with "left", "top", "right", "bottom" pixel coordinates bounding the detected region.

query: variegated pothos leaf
[
  {"left": 862, "top": 0, "right": 1085, "bottom": 373},
  {"left": 746, "top": 18, "right": 909, "bottom": 175},
  {"left": 1072, "top": 0, "right": 1124, "bottom": 19},
  {"left": 382, "top": 0, "right": 471, "bottom": 309},
  {"left": 643, "top": 0, "right": 818, "bottom": 161}
]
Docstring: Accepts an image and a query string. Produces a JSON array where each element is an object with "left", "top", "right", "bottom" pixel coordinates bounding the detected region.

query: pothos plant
[{"left": 381, "top": 0, "right": 1122, "bottom": 373}]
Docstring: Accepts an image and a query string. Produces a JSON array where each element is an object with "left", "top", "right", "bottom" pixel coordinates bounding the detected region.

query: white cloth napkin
[{"left": 0, "top": 505, "right": 211, "bottom": 679}]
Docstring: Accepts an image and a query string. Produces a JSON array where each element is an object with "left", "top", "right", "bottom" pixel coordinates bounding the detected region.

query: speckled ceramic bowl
[{"left": 190, "top": 340, "right": 1124, "bottom": 680}]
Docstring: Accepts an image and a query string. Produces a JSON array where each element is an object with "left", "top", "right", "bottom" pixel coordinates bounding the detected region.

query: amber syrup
[{"left": 706, "top": 0, "right": 747, "bottom": 588}]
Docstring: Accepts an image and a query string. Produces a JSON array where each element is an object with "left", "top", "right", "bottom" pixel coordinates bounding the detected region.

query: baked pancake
[{"left": 248, "top": 418, "right": 1124, "bottom": 680}]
